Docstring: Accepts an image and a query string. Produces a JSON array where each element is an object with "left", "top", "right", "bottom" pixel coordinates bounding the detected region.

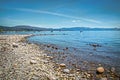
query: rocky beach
[{"left": 0, "top": 35, "right": 120, "bottom": 80}]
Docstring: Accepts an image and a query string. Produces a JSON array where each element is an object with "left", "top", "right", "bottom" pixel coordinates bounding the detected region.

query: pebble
[
  {"left": 46, "top": 56, "right": 51, "bottom": 58},
  {"left": 100, "top": 78, "right": 107, "bottom": 80},
  {"left": 50, "top": 77, "right": 57, "bottom": 80},
  {"left": 84, "top": 72, "right": 91, "bottom": 77},
  {"left": 13, "top": 63, "right": 17, "bottom": 67},
  {"left": 111, "top": 67, "right": 115, "bottom": 72},
  {"left": 60, "top": 63, "right": 66, "bottom": 67},
  {"left": 69, "top": 74, "right": 74, "bottom": 77},
  {"left": 76, "top": 69, "right": 80, "bottom": 71},
  {"left": 63, "top": 69, "right": 70, "bottom": 73},
  {"left": 97, "top": 67, "right": 105, "bottom": 73},
  {"left": 0, "top": 71, "right": 3, "bottom": 75},
  {"left": 12, "top": 43, "right": 18, "bottom": 48},
  {"left": 30, "top": 60, "right": 37, "bottom": 64},
  {"left": 42, "top": 60, "right": 49, "bottom": 64},
  {"left": 31, "top": 76, "right": 39, "bottom": 80}
]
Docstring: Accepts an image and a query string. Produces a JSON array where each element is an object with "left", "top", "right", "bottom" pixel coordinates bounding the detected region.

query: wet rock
[
  {"left": 97, "top": 67, "right": 104, "bottom": 74},
  {"left": 30, "top": 60, "right": 37, "bottom": 64},
  {"left": 63, "top": 47, "right": 68, "bottom": 50},
  {"left": 55, "top": 47, "right": 58, "bottom": 50},
  {"left": 60, "top": 63, "right": 66, "bottom": 67},
  {"left": 63, "top": 69, "right": 70, "bottom": 73},
  {"left": 111, "top": 67, "right": 115, "bottom": 72},
  {"left": 90, "top": 43, "right": 101, "bottom": 47},
  {"left": 66, "top": 47, "right": 68, "bottom": 50},
  {"left": 47, "top": 45, "right": 50, "bottom": 48},
  {"left": 52, "top": 46, "right": 54, "bottom": 49}
]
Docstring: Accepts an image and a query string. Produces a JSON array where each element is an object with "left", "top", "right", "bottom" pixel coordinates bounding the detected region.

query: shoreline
[
  {"left": 0, "top": 35, "right": 120, "bottom": 80},
  {"left": 0, "top": 35, "right": 57, "bottom": 80}
]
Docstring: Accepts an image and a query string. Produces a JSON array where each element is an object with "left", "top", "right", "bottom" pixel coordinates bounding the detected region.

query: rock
[
  {"left": 60, "top": 63, "right": 66, "bottom": 67},
  {"left": 63, "top": 69, "right": 70, "bottom": 73},
  {"left": 90, "top": 43, "right": 101, "bottom": 47},
  {"left": 43, "top": 54, "right": 47, "bottom": 57},
  {"left": 46, "top": 56, "right": 51, "bottom": 58},
  {"left": 30, "top": 60, "right": 37, "bottom": 64},
  {"left": 100, "top": 78, "right": 107, "bottom": 80},
  {"left": 12, "top": 43, "right": 18, "bottom": 48},
  {"left": 69, "top": 74, "right": 74, "bottom": 77},
  {"left": 0, "top": 71, "right": 3, "bottom": 75},
  {"left": 50, "top": 77, "right": 57, "bottom": 80},
  {"left": 55, "top": 47, "right": 58, "bottom": 50},
  {"left": 31, "top": 76, "right": 39, "bottom": 80},
  {"left": 47, "top": 45, "right": 50, "bottom": 48},
  {"left": 76, "top": 69, "right": 80, "bottom": 71},
  {"left": 50, "top": 56, "right": 53, "bottom": 60},
  {"left": 84, "top": 72, "right": 91, "bottom": 77},
  {"left": 97, "top": 67, "right": 104, "bottom": 74},
  {"left": 42, "top": 60, "right": 49, "bottom": 64},
  {"left": 111, "top": 67, "right": 115, "bottom": 72},
  {"left": 13, "top": 63, "right": 17, "bottom": 67},
  {"left": 66, "top": 47, "right": 68, "bottom": 50}
]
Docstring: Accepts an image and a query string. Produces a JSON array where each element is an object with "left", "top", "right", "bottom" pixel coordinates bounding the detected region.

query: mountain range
[{"left": 0, "top": 25, "right": 120, "bottom": 31}]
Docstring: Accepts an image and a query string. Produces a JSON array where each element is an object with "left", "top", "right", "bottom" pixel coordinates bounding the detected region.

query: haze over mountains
[{"left": 0, "top": 25, "right": 120, "bottom": 31}]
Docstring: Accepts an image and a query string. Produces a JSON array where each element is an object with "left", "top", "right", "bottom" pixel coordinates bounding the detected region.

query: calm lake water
[
  {"left": 1, "top": 31, "right": 120, "bottom": 70},
  {"left": 28, "top": 31, "right": 120, "bottom": 69}
]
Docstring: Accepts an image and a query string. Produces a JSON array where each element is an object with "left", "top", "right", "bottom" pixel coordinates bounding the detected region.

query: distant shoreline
[{"left": 0, "top": 25, "right": 120, "bottom": 32}]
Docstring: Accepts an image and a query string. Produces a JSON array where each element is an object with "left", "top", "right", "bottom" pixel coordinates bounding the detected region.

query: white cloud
[
  {"left": 72, "top": 20, "right": 76, "bottom": 23},
  {"left": 72, "top": 20, "right": 81, "bottom": 23},
  {"left": 12, "top": 8, "right": 102, "bottom": 24}
]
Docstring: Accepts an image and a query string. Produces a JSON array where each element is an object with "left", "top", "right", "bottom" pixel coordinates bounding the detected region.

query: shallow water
[{"left": 27, "top": 31, "right": 120, "bottom": 68}]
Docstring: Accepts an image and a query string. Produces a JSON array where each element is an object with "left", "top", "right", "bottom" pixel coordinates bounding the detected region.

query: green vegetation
[{"left": 0, "top": 28, "right": 3, "bottom": 32}]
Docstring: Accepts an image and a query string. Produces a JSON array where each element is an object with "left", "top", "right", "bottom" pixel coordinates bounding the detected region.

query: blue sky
[{"left": 0, "top": 0, "right": 120, "bottom": 28}]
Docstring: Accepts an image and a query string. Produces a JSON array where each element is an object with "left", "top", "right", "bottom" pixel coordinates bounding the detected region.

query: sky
[{"left": 0, "top": 0, "right": 120, "bottom": 28}]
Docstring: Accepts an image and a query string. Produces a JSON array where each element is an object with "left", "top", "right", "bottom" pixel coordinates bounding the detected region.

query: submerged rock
[
  {"left": 97, "top": 67, "right": 104, "bottom": 74},
  {"left": 89, "top": 43, "right": 101, "bottom": 47}
]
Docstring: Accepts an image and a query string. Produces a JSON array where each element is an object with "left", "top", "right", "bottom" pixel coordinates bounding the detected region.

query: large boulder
[{"left": 97, "top": 67, "right": 104, "bottom": 74}]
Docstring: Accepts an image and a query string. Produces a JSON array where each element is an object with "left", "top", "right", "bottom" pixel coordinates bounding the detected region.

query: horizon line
[{"left": 0, "top": 25, "right": 119, "bottom": 29}]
